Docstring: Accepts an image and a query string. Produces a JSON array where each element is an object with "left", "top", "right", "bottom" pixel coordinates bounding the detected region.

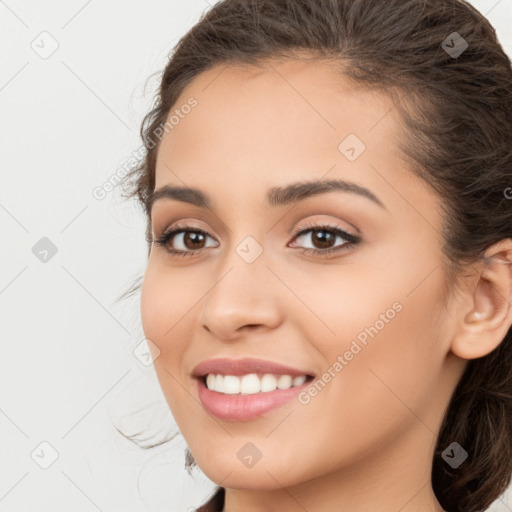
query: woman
[{"left": 121, "top": 0, "right": 512, "bottom": 510}]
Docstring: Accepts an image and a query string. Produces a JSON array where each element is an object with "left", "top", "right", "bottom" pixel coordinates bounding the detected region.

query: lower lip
[{"left": 196, "top": 377, "right": 310, "bottom": 421}]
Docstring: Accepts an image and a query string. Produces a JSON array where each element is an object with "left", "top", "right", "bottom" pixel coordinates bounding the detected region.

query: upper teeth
[{"left": 205, "top": 373, "right": 307, "bottom": 394}]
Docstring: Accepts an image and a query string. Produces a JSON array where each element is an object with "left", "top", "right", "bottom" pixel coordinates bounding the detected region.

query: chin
[{"left": 192, "top": 448, "right": 310, "bottom": 491}]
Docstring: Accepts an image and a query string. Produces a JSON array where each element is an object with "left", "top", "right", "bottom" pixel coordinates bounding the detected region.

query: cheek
[
  {"left": 140, "top": 269, "right": 168, "bottom": 345},
  {"left": 140, "top": 259, "right": 201, "bottom": 346},
  {"left": 296, "top": 236, "right": 447, "bottom": 373},
  {"left": 140, "top": 263, "right": 198, "bottom": 420},
  {"left": 282, "top": 261, "right": 406, "bottom": 360},
  {"left": 289, "top": 258, "right": 447, "bottom": 428},
  {"left": 140, "top": 261, "right": 194, "bottom": 392}
]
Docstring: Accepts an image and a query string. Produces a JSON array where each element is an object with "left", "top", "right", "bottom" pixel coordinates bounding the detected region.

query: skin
[{"left": 140, "top": 57, "right": 512, "bottom": 512}]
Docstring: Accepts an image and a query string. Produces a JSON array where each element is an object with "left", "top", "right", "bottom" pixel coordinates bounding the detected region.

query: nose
[{"left": 199, "top": 252, "right": 283, "bottom": 341}]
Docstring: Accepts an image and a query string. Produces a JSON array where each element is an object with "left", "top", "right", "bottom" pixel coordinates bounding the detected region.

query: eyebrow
[{"left": 148, "top": 179, "right": 386, "bottom": 212}]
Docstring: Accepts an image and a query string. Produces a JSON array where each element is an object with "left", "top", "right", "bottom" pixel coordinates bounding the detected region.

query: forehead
[{"left": 154, "top": 58, "right": 413, "bottom": 205}]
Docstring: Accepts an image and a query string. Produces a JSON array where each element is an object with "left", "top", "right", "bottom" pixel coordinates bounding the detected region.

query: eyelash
[{"left": 153, "top": 221, "right": 361, "bottom": 259}]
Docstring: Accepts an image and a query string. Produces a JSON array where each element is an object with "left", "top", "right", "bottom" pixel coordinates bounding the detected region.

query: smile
[
  {"left": 205, "top": 373, "right": 308, "bottom": 394},
  {"left": 193, "top": 358, "right": 315, "bottom": 421}
]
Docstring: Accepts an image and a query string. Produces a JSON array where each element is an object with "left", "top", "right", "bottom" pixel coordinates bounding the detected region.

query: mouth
[
  {"left": 192, "top": 358, "right": 315, "bottom": 421},
  {"left": 201, "top": 372, "right": 313, "bottom": 394}
]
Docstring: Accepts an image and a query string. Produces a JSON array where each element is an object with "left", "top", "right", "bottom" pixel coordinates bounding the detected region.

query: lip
[
  {"left": 192, "top": 357, "right": 314, "bottom": 378},
  {"left": 192, "top": 358, "right": 315, "bottom": 421},
  {"left": 195, "top": 376, "right": 312, "bottom": 421}
]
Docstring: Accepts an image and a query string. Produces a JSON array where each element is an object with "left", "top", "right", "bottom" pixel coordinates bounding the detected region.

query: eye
[
  {"left": 288, "top": 221, "right": 360, "bottom": 257},
  {"left": 153, "top": 223, "right": 219, "bottom": 258},
  {"left": 153, "top": 221, "right": 361, "bottom": 259}
]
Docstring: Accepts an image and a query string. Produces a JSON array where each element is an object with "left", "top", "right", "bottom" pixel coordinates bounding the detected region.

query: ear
[{"left": 451, "top": 238, "right": 512, "bottom": 360}]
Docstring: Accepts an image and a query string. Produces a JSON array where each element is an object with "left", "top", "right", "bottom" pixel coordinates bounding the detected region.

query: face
[{"left": 141, "top": 58, "right": 463, "bottom": 491}]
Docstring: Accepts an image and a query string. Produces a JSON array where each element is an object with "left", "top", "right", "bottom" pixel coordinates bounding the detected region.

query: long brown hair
[{"left": 119, "top": 1, "right": 512, "bottom": 510}]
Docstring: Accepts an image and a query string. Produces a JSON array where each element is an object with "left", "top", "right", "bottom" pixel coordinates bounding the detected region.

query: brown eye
[
  {"left": 290, "top": 224, "right": 359, "bottom": 254},
  {"left": 309, "top": 230, "right": 336, "bottom": 249},
  {"left": 181, "top": 231, "right": 207, "bottom": 250},
  {"left": 154, "top": 226, "right": 219, "bottom": 256}
]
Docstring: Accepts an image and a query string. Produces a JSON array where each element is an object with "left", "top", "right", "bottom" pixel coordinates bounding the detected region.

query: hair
[{"left": 117, "top": 1, "right": 512, "bottom": 511}]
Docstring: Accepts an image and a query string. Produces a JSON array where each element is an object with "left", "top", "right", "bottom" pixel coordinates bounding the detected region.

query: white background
[{"left": 1, "top": 1, "right": 512, "bottom": 511}]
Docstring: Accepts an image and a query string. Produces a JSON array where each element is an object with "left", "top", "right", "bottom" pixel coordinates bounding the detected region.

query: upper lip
[{"left": 192, "top": 358, "right": 315, "bottom": 378}]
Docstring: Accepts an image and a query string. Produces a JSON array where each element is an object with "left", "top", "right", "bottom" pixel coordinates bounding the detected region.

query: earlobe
[{"left": 450, "top": 239, "right": 512, "bottom": 360}]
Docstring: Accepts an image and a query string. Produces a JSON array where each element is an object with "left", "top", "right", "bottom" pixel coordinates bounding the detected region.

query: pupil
[
  {"left": 313, "top": 230, "right": 333, "bottom": 248},
  {"left": 185, "top": 232, "right": 205, "bottom": 249}
]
